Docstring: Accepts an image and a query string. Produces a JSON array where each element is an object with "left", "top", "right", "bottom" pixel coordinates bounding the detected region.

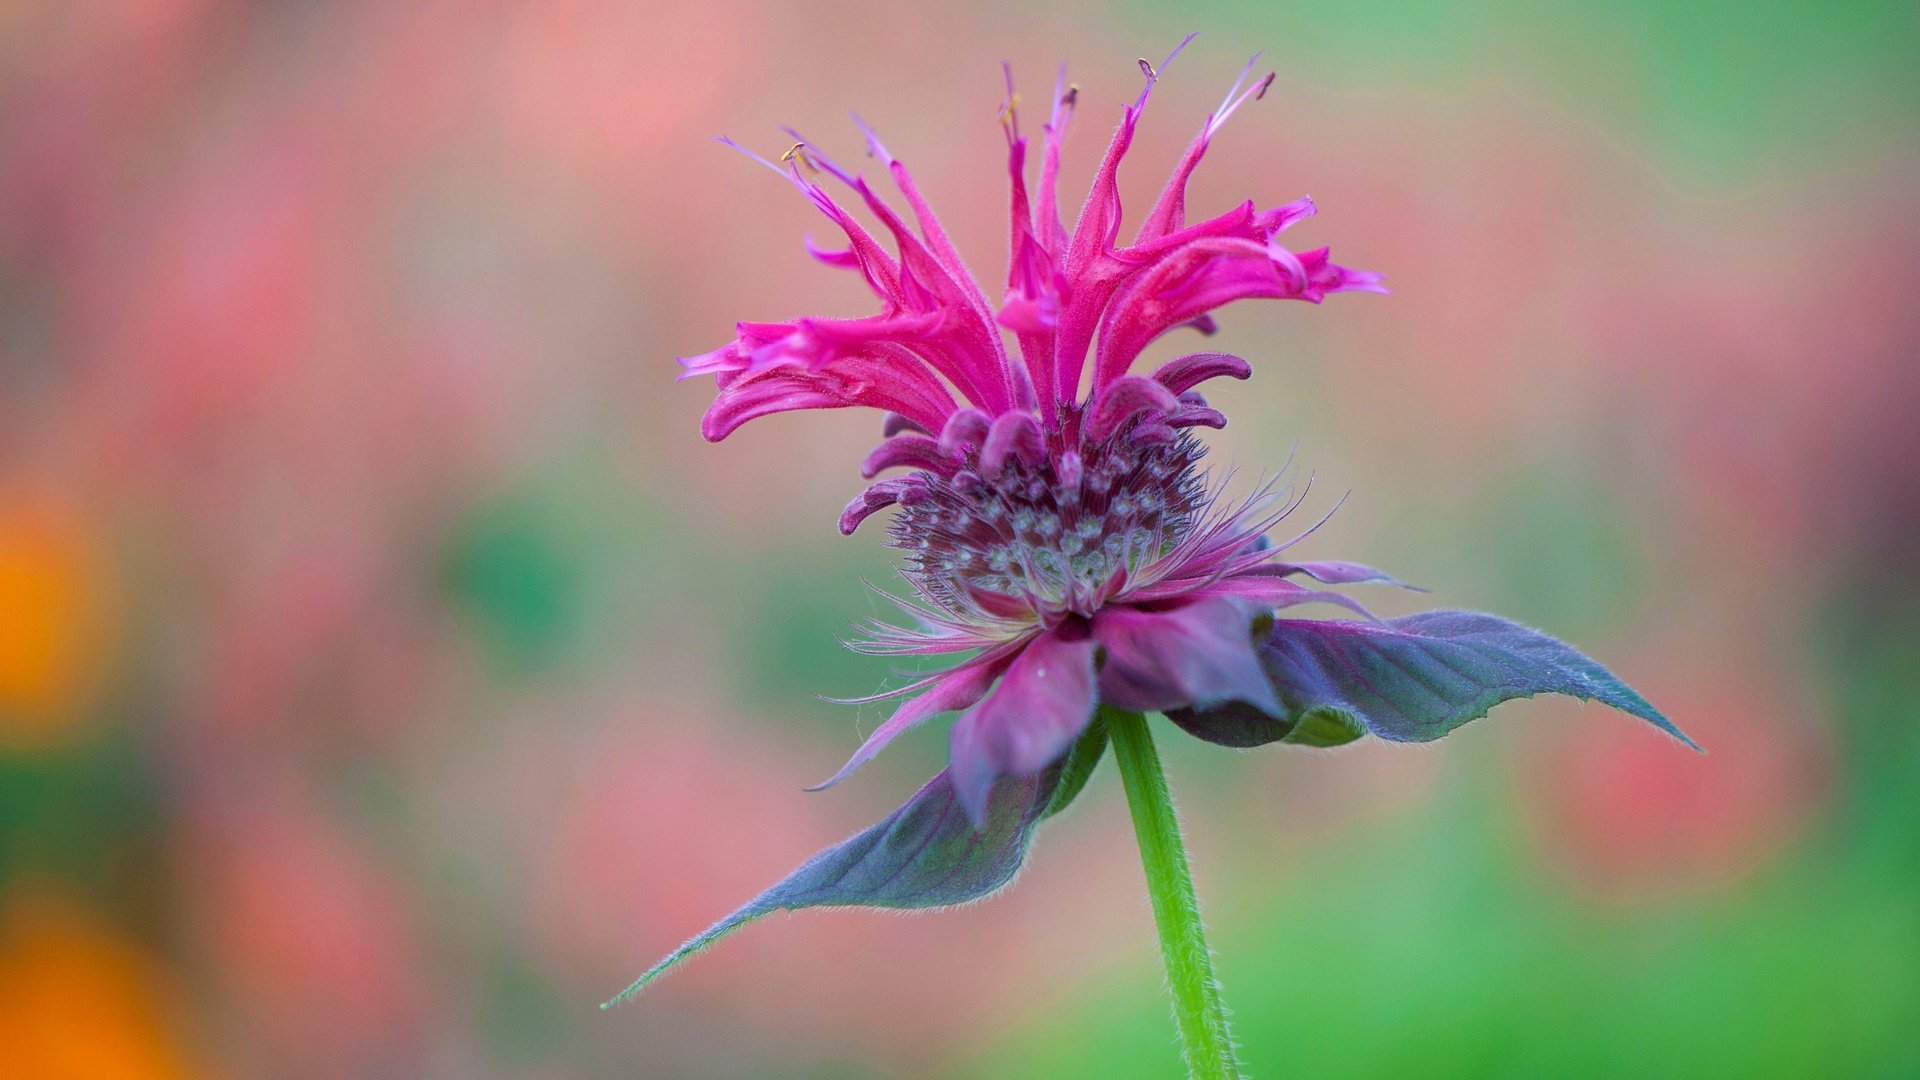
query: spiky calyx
[{"left": 890, "top": 430, "right": 1208, "bottom": 621}]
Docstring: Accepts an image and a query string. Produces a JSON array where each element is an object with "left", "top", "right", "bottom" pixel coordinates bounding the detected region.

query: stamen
[
  {"left": 781, "top": 142, "right": 822, "bottom": 178},
  {"left": 849, "top": 114, "right": 895, "bottom": 165}
]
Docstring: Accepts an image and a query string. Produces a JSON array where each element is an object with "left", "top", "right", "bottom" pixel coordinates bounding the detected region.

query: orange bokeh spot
[
  {"left": 0, "top": 886, "right": 203, "bottom": 1080},
  {"left": 0, "top": 483, "right": 115, "bottom": 746}
]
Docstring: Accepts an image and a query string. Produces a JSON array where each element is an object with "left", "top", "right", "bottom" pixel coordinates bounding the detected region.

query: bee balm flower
[{"left": 614, "top": 40, "right": 1692, "bottom": 1010}]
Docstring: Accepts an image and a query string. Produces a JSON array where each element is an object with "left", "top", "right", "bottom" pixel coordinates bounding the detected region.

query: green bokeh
[
  {"left": 1130, "top": 0, "right": 1919, "bottom": 177},
  {"left": 961, "top": 772, "right": 1920, "bottom": 1079},
  {"left": 444, "top": 493, "right": 586, "bottom": 671}
]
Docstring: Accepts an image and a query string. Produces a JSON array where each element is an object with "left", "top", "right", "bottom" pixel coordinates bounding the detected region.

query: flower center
[{"left": 890, "top": 431, "right": 1206, "bottom": 620}]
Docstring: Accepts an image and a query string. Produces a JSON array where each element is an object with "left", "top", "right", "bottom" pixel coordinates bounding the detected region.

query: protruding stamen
[
  {"left": 1205, "top": 54, "right": 1274, "bottom": 139},
  {"left": 781, "top": 142, "right": 820, "bottom": 177},
  {"left": 1134, "top": 32, "right": 1197, "bottom": 110},
  {"left": 862, "top": 435, "right": 962, "bottom": 479},
  {"left": 850, "top": 113, "right": 895, "bottom": 166},
  {"left": 1048, "top": 64, "right": 1077, "bottom": 137}
]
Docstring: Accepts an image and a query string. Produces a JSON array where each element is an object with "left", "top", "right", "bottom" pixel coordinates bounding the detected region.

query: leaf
[
  {"left": 1043, "top": 713, "right": 1109, "bottom": 820},
  {"left": 604, "top": 762, "right": 1063, "bottom": 1006},
  {"left": 1164, "top": 698, "right": 1365, "bottom": 748},
  {"left": 1169, "top": 609, "right": 1697, "bottom": 750}
]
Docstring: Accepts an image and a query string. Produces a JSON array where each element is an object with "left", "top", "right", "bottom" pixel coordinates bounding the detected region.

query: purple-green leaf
[
  {"left": 604, "top": 761, "right": 1064, "bottom": 1006},
  {"left": 1170, "top": 609, "right": 1697, "bottom": 750},
  {"left": 1043, "top": 712, "right": 1109, "bottom": 819}
]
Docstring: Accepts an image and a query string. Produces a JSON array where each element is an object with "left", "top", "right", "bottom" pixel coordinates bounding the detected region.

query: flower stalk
[{"left": 1106, "top": 706, "right": 1241, "bottom": 1080}]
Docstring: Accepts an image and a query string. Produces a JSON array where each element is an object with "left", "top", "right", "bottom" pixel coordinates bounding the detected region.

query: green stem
[{"left": 1104, "top": 707, "right": 1242, "bottom": 1080}]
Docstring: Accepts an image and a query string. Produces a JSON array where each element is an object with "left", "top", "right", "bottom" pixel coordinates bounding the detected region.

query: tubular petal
[
  {"left": 840, "top": 476, "right": 926, "bottom": 535},
  {"left": 1084, "top": 376, "right": 1181, "bottom": 442},
  {"left": 860, "top": 435, "right": 961, "bottom": 479},
  {"left": 1151, "top": 351, "right": 1253, "bottom": 395},
  {"left": 809, "top": 649, "right": 1020, "bottom": 790}
]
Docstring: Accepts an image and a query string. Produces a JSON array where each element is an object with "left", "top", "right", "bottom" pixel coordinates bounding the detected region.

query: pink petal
[
  {"left": 810, "top": 647, "right": 1021, "bottom": 791},
  {"left": 1092, "top": 596, "right": 1280, "bottom": 715},
  {"left": 949, "top": 627, "right": 1100, "bottom": 824}
]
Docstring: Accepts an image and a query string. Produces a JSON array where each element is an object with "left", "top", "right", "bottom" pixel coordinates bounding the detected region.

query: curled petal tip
[
  {"left": 882, "top": 412, "right": 931, "bottom": 438},
  {"left": 1086, "top": 375, "right": 1180, "bottom": 442},
  {"left": 841, "top": 480, "right": 915, "bottom": 534},
  {"left": 1169, "top": 405, "right": 1227, "bottom": 429},
  {"left": 979, "top": 411, "right": 1045, "bottom": 474}
]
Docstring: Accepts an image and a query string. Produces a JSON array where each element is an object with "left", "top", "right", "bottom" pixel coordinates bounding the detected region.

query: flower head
[
  {"left": 617, "top": 41, "right": 1691, "bottom": 1006},
  {"left": 686, "top": 38, "right": 1384, "bottom": 820}
]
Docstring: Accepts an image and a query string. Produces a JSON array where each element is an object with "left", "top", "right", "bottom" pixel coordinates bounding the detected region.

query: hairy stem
[{"left": 1105, "top": 707, "right": 1241, "bottom": 1080}]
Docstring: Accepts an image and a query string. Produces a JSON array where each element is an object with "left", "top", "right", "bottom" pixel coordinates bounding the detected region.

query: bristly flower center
[{"left": 889, "top": 430, "right": 1207, "bottom": 621}]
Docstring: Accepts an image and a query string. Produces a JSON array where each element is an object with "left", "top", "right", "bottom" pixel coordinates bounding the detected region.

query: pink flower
[
  {"left": 628, "top": 41, "right": 1686, "bottom": 1006},
  {"left": 685, "top": 39, "right": 1384, "bottom": 821}
]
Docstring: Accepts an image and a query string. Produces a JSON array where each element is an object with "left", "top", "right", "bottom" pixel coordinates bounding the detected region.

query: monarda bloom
[{"left": 617, "top": 39, "right": 1693, "bottom": 1074}]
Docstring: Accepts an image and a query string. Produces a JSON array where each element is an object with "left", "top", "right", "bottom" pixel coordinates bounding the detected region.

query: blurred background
[{"left": 1, "top": 1, "right": 1916, "bottom": 1077}]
